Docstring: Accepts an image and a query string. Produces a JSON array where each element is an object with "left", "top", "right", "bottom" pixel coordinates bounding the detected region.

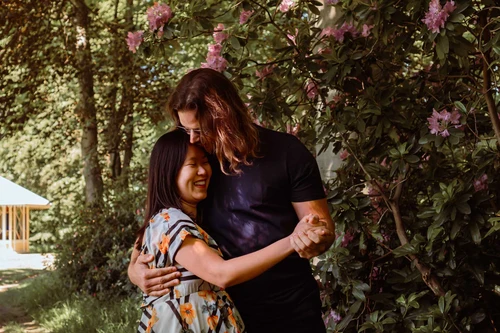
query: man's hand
[
  {"left": 128, "top": 250, "right": 181, "bottom": 297},
  {"left": 290, "top": 213, "right": 335, "bottom": 259}
]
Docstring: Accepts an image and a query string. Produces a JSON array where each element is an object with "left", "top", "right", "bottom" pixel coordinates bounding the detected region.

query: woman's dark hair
[
  {"left": 167, "top": 68, "right": 259, "bottom": 175},
  {"left": 136, "top": 129, "right": 190, "bottom": 250}
]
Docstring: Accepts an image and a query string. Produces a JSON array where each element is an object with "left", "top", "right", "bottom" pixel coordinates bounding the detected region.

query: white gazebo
[{"left": 0, "top": 176, "right": 51, "bottom": 253}]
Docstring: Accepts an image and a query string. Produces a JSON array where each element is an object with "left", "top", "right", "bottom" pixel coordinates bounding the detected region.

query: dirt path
[{"left": 0, "top": 252, "right": 54, "bottom": 332}]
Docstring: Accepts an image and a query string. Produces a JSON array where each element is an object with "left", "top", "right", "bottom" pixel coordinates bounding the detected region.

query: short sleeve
[
  {"left": 146, "top": 209, "right": 206, "bottom": 268},
  {"left": 165, "top": 218, "right": 205, "bottom": 264},
  {"left": 286, "top": 136, "right": 326, "bottom": 202}
]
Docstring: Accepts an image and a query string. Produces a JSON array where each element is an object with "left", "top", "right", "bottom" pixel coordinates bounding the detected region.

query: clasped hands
[{"left": 290, "top": 213, "right": 334, "bottom": 259}]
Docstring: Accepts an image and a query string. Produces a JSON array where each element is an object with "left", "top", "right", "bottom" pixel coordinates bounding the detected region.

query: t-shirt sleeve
[{"left": 286, "top": 136, "right": 326, "bottom": 202}]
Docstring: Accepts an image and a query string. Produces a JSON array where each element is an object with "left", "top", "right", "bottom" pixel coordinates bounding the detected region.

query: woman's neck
[{"left": 181, "top": 200, "right": 197, "bottom": 219}]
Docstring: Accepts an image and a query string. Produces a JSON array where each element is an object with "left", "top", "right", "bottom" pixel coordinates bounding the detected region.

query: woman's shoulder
[{"left": 150, "top": 208, "right": 193, "bottom": 226}]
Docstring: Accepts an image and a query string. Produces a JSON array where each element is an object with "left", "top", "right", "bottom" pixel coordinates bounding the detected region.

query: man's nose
[{"left": 189, "top": 130, "right": 200, "bottom": 143}]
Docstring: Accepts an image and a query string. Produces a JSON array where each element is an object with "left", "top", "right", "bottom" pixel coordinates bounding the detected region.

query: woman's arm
[
  {"left": 175, "top": 214, "right": 325, "bottom": 289},
  {"left": 175, "top": 235, "right": 293, "bottom": 289}
]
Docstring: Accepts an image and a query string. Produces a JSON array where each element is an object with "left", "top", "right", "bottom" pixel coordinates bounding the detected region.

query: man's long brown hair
[{"left": 167, "top": 68, "right": 259, "bottom": 174}]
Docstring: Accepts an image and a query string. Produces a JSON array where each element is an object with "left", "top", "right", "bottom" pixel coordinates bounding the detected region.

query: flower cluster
[
  {"left": 473, "top": 174, "right": 488, "bottom": 192},
  {"left": 325, "top": 0, "right": 340, "bottom": 5},
  {"left": 339, "top": 149, "right": 350, "bottom": 160},
  {"left": 341, "top": 231, "right": 354, "bottom": 247},
  {"left": 321, "top": 22, "right": 359, "bottom": 43},
  {"left": 278, "top": 0, "right": 296, "bottom": 13},
  {"left": 146, "top": 2, "right": 172, "bottom": 37},
  {"left": 201, "top": 44, "right": 228, "bottom": 72},
  {"left": 324, "top": 309, "right": 342, "bottom": 326},
  {"left": 427, "top": 108, "right": 461, "bottom": 137},
  {"left": 239, "top": 9, "right": 254, "bottom": 24},
  {"left": 256, "top": 65, "right": 274, "bottom": 80},
  {"left": 213, "top": 23, "right": 228, "bottom": 44},
  {"left": 126, "top": 31, "right": 144, "bottom": 53},
  {"left": 305, "top": 80, "right": 319, "bottom": 100},
  {"left": 201, "top": 24, "right": 230, "bottom": 72},
  {"left": 422, "top": 0, "right": 456, "bottom": 33}
]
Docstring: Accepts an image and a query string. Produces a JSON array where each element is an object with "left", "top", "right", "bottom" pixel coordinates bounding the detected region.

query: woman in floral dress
[{"left": 136, "top": 130, "right": 324, "bottom": 333}]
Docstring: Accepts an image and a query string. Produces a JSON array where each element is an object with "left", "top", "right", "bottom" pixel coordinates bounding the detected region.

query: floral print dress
[{"left": 137, "top": 208, "right": 246, "bottom": 333}]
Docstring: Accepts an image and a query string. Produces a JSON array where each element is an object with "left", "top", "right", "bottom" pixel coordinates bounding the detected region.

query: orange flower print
[
  {"left": 207, "top": 315, "right": 218, "bottom": 330},
  {"left": 145, "top": 307, "right": 158, "bottom": 333},
  {"left": 174, "top": 289, "right": 181, "bottom": 298},
  {"left": 179, "top": 229, "right": 190, "bottom": 241},
  {"left": 198, "top": 290, "right": 216, "bottom": 302},
  {"left": 158, "top": 234, "right": 170, "bottom": 254},
  {"left": 197, "top": 226, "right": 209, "bottom": 243},
  {"left": 160, "top": 212, "right": 170, "bottom": 221},
  {"left": 180, "top": 302, "right": 197, "bottom": 325},
  {"left": 227, "top": 307, "right": 237, "bottom": 327}
]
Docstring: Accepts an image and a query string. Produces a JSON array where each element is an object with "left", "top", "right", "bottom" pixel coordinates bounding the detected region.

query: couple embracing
[{"left": 128, "top": 68, "right": 335, "bottom": 333}]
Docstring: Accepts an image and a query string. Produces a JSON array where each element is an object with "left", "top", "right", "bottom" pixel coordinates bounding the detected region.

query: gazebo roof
[{"left": 0, "top": 176, "right": 51, "bottom": 209}]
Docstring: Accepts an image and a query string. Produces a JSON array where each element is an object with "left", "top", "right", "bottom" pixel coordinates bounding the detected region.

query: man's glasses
[{"left": 177, "top": 125, "right": 201, "bottom": 135}]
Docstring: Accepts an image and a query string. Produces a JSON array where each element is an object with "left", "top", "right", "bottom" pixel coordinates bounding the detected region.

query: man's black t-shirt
[{"left": 203, "top": 126, "right": 326, "bottom": 333}]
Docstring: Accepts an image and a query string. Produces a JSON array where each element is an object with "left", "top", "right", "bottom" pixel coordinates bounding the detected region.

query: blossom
[
  {"left": 361, "top": 24, "right": 374, "bottom": 37},
  {"left": 255, "top": 65, "right": 274, "bottom": 80},
  {"left": 278, "top": 0, "right": 296, "bottom": 13},
  {"left": 146, "top": 3, "right": 172, "bottom": 37},
  {"left": 213, "top": 23, "right": 228, "bottom": 44},
  {"left": 427, "top": 108, "right": 461, "bottom": 137},
  {"left": 179, "top": 303, "right": 197, "bottom": 325},
  {"left": 339, "top": 149, "right": 350, "bottom": 160},
  {"left": 473, "top": 174, "right": 488, "bottom": 192},
  {"left": 286, "top": 29, "right": 298, "bottom": 45},
  {"left": 126, "top": 31, "right": 143, "bottom": 53},
  {"left": 201, "top": 43, "right": 228, "bottom": 72},
  {"left": 422, "top": 0, "right": 456, "bottom": 33},
  {"left": 324, "top": 309, "right": 342, "bottom": 325},
  {"left": 321, "top": 22, "right": 358, "bottom": 43},
  {"left": 341, "top": 231, "right": 354, "bottom": 247},
  {"left": 325, "top": 0, "right": 340, "bottom": 4},
  {"left": 305, "top": 80, "right": 319, "bottom": 100},
  {"left": 239, "top": 9, "right": 254, "bottom": 24}
]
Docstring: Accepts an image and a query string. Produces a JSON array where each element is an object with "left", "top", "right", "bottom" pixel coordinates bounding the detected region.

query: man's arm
[
  {"left": 128, "top": 241, "right": 181, "bottom": 297},
  {"left": 291, "top": 198, "right": 335, "bottom": 259}
]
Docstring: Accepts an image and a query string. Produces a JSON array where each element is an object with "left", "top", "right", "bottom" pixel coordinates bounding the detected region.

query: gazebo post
[
  {"left": 1, "top": 206, "right": 6, "bottom": 248},
  {"left": 26, "top": 206, "right": 30, "bottom": 252},
  {"left": 8, "top": 206, "right": 13, "bottom": 250}
]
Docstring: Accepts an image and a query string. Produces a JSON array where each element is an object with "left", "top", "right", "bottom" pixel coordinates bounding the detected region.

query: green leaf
[
  {"left": 229, "top": 36, "right": 240, "bottom": 50},
  {"left": 392, "top": 243, "right": 417, "bottom": 257},
  {"left": 456, "top": 201, "right": 471, "bottom": 215},
  {"left": 404, "top": 155, "right": 420, "bottom": 163},
  {"left": 439, "top": 296, "right": 445, "bottom": 314},
  {"left": 469, "top": 222, "right": 481, "bottom": 245},
  {"left": 454, "top": 101, "right": 467, "bottom": 113}
]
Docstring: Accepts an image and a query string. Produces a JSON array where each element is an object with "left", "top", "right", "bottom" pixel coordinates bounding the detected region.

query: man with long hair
[{"left": 129, "top": 68, "right": 335, "bottom": 333}]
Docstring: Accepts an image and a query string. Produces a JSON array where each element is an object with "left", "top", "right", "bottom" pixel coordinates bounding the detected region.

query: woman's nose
[{"left": 197, "top": 165, "right": 208, "bottom": 175}]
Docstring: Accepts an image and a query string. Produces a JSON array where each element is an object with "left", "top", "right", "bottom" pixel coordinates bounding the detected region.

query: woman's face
[{"left": 176, "top": 144, "right": 212, "bottom": 207}]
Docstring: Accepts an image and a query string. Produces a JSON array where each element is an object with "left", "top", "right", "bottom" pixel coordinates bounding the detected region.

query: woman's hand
[{"left": 290, "top": 214, "right": 334, "bottom": 257}]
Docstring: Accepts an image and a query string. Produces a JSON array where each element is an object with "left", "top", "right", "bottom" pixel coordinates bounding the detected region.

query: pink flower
[
  {"left": 305, "top": 80, "right": 319, "bottom": 100},
  {"left": 286, "top": 29, "right": 298, "bottom": 45},
  {"left": 362, "top": 24, "right": 373, "bottom": 37},
  {"left": 422, "top": 0, "right": 456, "bottom": 33},
  {"left": 339, "top": 149, "right": 350, "bottom": 160},
  {"left": 126, "top": 31, "right": 143, "bottom": 53},
  {"left": 321, "top": 22, "right": 358, "bottom": 43},
  {"left": 201, "top": 43, "right": 228, "bottom": 72},
  {"left": 146, "top": 3, "right": 172, "bottom": 37},
  {"left": 278, "top": 0, "right": 296, "bottom": 13},
  {"left": 286, "top": 123, "right": 300, "bottom": 136},
  {"left": 213, "top": 23, "right": 228, "bottom": 44},
  {"left": 239, "top": 9, "right": 254, "bottom": 24},
  {"left": 427, "top": 108, "right": 461, "bottom": 137},
  {"left": 473, "top": 174, "right": 488, "bottom": 192},
  {"left": 256, "top": 65, "right": 274, "bottom": 80},
  {"left": 324, "top": 309, "right": 342, "bottom": 325},
  {"left": 341, "top": 231, "right": 354, "bottom": 247},
  {"left": 325, "top": 0, "right": 339, "bottom": 4}
]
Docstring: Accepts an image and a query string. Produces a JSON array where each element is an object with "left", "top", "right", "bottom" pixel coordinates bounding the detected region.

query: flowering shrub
[{"left": 128, "top": 1, "right": 500, "bottom": 331}]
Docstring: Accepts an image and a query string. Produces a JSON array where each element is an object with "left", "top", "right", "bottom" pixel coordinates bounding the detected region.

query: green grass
[
  {"left": 0, "top": 270, "right": 141, "bottom": 333},
  {"left": 2, "top": 322, "right": 26, "bottom": 333},
  {"left": 0, "top": 268, "right": 42, "bottom": 285}
]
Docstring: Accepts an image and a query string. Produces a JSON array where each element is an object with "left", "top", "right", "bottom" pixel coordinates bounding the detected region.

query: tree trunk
[{"left": 73, "top": 0, "right": 103, "bottom": 206}]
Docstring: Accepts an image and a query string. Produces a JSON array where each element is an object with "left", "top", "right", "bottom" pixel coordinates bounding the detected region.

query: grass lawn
[{"left": 0, "top": 269, "right": 141, "bottom": 333}]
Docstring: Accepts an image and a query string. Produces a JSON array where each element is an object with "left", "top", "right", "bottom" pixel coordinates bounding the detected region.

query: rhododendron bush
[{"left": 127, "top": 0, "right": 500, "bottom": 331}]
